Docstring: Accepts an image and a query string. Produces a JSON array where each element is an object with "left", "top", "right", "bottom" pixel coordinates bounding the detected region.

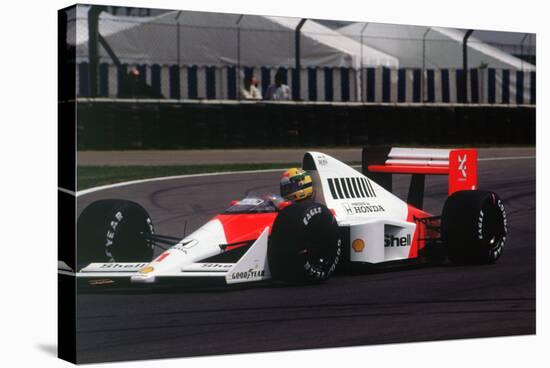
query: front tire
[
  {"left": 441, "top": 190, "right": 507, "bottom": 264},
  {"left": 268, "top": 201, "right": 342, "bottom": 283},
  {"left": 76, "top": 199, "right": 155, "bottom": 271}
]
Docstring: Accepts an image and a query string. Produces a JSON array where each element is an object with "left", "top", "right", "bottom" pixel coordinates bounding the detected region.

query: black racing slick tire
[
  {"left": 76, "top": 199, "right": 155, "bottom": 271},
  {"left": 268, "top": 201, "right": 342, "bottom": 284},
  {"left": 441, "top": 190, "right": 507, "bottom": 265}
]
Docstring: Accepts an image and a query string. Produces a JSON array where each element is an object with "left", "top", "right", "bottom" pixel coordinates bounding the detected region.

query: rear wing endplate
[{"left": 363, "top": 147, "right": 478, "bottom": 208}]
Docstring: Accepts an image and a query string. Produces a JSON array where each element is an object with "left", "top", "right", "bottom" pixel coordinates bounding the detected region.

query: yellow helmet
[{"left": 280, "top": 168, "right": 313, "bottom": 201}]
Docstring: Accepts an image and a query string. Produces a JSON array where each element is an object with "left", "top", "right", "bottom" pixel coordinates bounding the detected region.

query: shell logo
[
  {"left": 352, "top": 238, "right": 365, "bottom": 252},
  {"left": 139, "top": 266, "right": 155, "bottom": 274}
]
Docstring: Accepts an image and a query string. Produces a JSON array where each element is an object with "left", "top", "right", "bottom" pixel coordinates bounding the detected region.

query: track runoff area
[{"left": 74, "top": 148, "right": 535, "bottom": 363}]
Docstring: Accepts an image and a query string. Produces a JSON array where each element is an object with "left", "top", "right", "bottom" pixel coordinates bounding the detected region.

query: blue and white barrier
[{"left": 77, "top": 63, "right": 535, "bottom": 105}]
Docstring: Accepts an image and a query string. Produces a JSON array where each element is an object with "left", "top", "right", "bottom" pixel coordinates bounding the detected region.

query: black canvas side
[{"left": 58, "top": 5, "right": 77, "bottom": 364}]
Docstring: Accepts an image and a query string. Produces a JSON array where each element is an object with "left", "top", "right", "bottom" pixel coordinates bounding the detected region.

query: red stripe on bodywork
[
  {"left": 214, "top": 213, "right": 278, "bottom": 251},
  {"left": 155, "top": 252, "right": 170, "bottom": 262},
  {"left": 406, "top": 204, "right": 434, "bottom": 259}
]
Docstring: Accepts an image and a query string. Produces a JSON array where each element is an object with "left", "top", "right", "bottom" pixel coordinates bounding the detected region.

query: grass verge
[{"left": 78, "top": 162, "right": 359, "bottom": 191}]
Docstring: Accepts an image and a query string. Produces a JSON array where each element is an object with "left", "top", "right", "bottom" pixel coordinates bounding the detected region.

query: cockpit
[{"left": 223, "top": 194, "right": 289, "bottom": 214}]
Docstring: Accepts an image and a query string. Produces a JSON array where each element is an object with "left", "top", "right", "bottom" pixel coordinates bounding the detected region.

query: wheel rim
[
  {"left": 110, "top": 212, "right": 153, "bottom": 261},
  {"left": 482, "top": 200, "right": 506, "bottom": 251},
  {"left": 300, "top": 216, "right": 338, "bottom": 276}
]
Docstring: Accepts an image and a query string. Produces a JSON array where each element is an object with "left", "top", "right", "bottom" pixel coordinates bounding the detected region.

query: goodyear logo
[{"left": 231, "top": 269, "right": 265, "bottom": 280}]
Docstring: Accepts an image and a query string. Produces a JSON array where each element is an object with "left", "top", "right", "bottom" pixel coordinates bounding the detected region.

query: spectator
[
  {"left": 118, "top": 67, "right": 163, "bottom": 98},
  {"left": 265, "top": 69, "right": 291, "bottom": 101},
  {"left": 240, "top": 75, "right": 262, "bottom": 100}
]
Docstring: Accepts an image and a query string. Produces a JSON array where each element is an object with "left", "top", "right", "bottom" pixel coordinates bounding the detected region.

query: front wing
[{"left": 60, "top": 227, "right": 272, "bottom": 285}]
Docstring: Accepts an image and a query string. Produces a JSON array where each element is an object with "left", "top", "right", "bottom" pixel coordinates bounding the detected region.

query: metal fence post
[
  {"left": 176, "top": 12, "right": 183, "bottom": 68},
  {"left": 88, "top": 5, "right": 105, "bottom": 97},
  {"left": 462, "top": 29, "right": 474, "bottom": 103},
  {"left": 236, "top": 15, "right": 244, "bottom": 101},
  {"left": 295, "top": 18, "right": 307, "bottom": 101},
  {"left": 360, "top": 23, "right": 369, "bottom": 102},
  {"left": 520, "top": 33, "right": 529, "bottom": 71},
  {"left": 422, "top": 27, "right": 431, "bottom": 102}
]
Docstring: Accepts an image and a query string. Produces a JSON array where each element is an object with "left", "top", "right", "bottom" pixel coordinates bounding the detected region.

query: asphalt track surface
[{"left": 75, "top": 150, "right": 535, "bottom": 363}]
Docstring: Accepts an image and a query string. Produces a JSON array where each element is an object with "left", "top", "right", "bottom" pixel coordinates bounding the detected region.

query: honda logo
[{"left": 343, "top": 203, "right": 354, "bottom": 215}]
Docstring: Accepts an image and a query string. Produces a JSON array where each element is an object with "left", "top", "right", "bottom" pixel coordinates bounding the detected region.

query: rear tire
[
  {"left": 268, "top": 201, "right": 342, "bottom": 283},
  {"left": 76, "top": 199, "right": 155, "bottom": 271},
  {"left": 441, "top": 190, "right": 507, "bottom": 264}
]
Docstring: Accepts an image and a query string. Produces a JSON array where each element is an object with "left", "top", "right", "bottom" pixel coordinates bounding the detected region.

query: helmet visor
[{"left": 280, "top": 179, "right": 312, "bottom": 198}]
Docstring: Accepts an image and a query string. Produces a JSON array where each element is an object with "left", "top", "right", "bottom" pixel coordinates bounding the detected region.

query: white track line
[
  {"left": 478, "top": 155, "right": 535, "bottom": 162},
  {"left": 76, "top": 155, "right": 535, "bottom": 197},
  {"left": 76, "top": 168, "right": 285, "bottom": 197},
  {"left": 58, "top": 187, "right": 76, "bottom": 196}
]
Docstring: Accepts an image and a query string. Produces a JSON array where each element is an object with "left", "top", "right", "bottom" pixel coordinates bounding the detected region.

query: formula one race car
[{"left": 63, "top": 147, "right": 507, "bottom": 286}]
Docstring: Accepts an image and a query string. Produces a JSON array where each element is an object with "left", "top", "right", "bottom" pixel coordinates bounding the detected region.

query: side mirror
[{"left": 277, "top": 201, "right": 293, "bottom": 211}]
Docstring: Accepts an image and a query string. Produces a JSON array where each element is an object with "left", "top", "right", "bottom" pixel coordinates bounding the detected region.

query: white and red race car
[{"left": 62, "top": 147, "right": 507, "bottom": 286}]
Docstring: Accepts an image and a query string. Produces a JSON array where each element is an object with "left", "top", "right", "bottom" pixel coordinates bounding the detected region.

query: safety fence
[
  {"left": 77, "top": 63, "right": 536, "bottom": 105},
  {"left": 65, "top": 5, "right": 536, "bottom": 105},
  {"left": 76, "top": 99, "right": 535, "bottom": 150}
]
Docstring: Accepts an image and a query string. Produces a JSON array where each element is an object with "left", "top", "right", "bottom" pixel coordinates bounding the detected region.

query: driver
[{"left": 280, "top": 168, "right": 314, "bottom": 201}]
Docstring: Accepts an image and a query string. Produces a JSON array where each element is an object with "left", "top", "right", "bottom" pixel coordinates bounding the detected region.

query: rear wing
[{"left": 362, "top": 147, "right": 477, "bottom": 209}]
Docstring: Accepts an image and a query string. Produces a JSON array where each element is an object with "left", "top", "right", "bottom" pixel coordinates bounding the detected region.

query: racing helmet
[{"left": 280, "top": 168, "right": 313, "bottom": 201}]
